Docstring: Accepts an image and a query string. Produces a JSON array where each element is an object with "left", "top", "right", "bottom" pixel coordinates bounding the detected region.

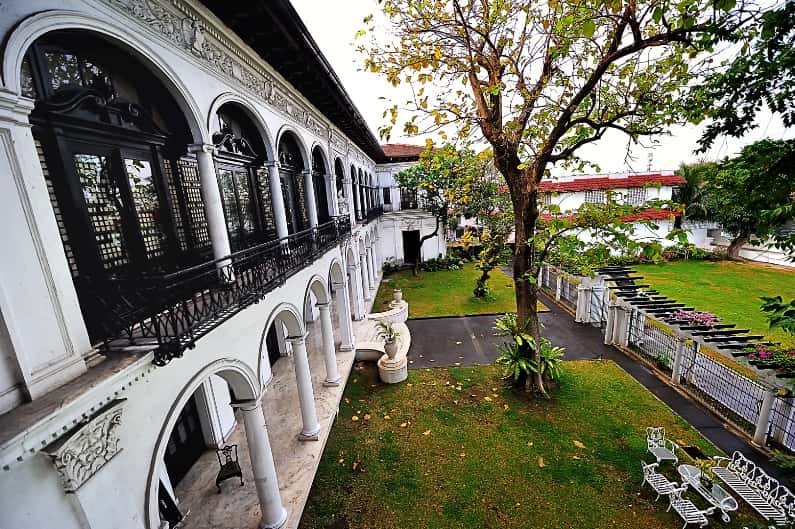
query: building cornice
[{"left": 101, "top": 0, "right": 376, "bottom": 166}]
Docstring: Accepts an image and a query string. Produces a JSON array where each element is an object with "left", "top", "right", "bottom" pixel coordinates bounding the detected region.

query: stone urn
[
  {"left": 392, "top": 289, "right": 403, "bottom": 303},
  {"left": 384, "top": 339, "right": 399, "bottom": 359}
]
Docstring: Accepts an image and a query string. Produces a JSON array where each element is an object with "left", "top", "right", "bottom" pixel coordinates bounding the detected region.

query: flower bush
[
  {"left": 746, "top": 344, "right": 795, "bottom": 369},
  {"left": 668, "top": 309, "right": 719, "bottom": 328}
]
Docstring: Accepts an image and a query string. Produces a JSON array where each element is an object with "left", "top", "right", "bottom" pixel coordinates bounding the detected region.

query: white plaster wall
[
  {"left": 377, "top": 213, "right": 446, "bottom": 265},
  {"left": 573, "top": 219, "right": 677, "bottom": 253},
  {"left": 0, "top": 312, "right": 24, "bottom": 414},
  {"left": 0, "top": 452, "right": 83, "bottom": 529},
  {"left": 549, "top": 186, "right": 672, "bottom": 212}
]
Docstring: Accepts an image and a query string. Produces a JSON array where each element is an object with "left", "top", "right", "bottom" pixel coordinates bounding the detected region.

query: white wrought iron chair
[
  {"left": 667, "top": 485, "right": 715, "bottom": 529},
  {"left": 647, "top": 426, "right": 679, "bottom": 465},
  {"left": 641, "top": 461, "right": 679, "bottom": 501}
]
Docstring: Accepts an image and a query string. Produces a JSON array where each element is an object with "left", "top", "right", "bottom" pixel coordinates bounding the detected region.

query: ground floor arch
[{"left": 145, "top": 359, "right": 291, "bottom": 529}]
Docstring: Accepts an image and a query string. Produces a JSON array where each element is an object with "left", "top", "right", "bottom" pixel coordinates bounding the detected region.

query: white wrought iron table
[{"left": 678, "top": 463, "right": 739, "bottom": 522}]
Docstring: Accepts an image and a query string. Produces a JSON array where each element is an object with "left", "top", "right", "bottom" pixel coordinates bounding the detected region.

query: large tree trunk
[
  {"left": 512, "top": 175, "right": 547, "bottom": 398},
  {"left": 726, "top": 231, "right": 750, "bottom": 259}
]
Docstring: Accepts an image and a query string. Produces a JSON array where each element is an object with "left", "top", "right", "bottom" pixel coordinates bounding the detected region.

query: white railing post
[
  {"left": 555, "top": 274, "right": 563, "bottom": 301},
  {"left": 753, "top": 390, "right": 776, "bottom": 447},
  {"left": 575, "top": 284, "right": 590, "bottom": 323},
  {"left": 671, "top": 337, "right": 686, "bottom": 385},
  {"left": 604, "top": 303, "right": 617, "bottom": 345}
]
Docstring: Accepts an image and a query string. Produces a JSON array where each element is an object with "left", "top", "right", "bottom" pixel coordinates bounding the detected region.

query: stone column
[
  {"left": 286, "top": 335, "right": 320, "bottom": 440},
  {"left": 326, "top": 173, "right": 339, "bottom": 216},
  {"left": 265, "top": 161, "right": 289, "bottom": 239},
  {"left": 344, "top": 177, "right": 356, "bottom": 226},
  {"left": 347, "top": 263, "right": 366, "bottom": 320},
  {"left": 333, "top": 279, "right": 356, "bottom": 350},
  {"left": 360, "top": 251, "right": 372, "bottom": 301},
  {"left": 302, "top": 169, "right": 319, "bottom": 228},
  {"left": 190, "top": 144, "right": 231, "bottom": 261},
  {"left": 238, "top": 399, "right": 288, "bottom": 529},
  {"left": 366, "top": 246, "right": 376, "bottom": 290},
  {"left": 317, "top": 302, "right": 341, "bottom": 386}
]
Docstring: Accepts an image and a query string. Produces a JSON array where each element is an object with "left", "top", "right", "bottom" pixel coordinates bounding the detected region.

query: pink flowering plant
[
  {"left": 746, "top": 344, "right": 795, "bottom": 369},
  {"left": 668, "top": 309, "right": 720, "bottom": 328}
]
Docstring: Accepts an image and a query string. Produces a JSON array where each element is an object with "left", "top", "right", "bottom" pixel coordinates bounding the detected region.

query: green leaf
[{"left": 582, "top": 20, "right": 596, "bottom": 39}]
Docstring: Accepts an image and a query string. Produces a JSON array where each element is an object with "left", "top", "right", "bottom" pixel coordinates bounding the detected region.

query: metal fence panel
[{"left": 680, "top": 346, "right": 765, "bottom": 432}]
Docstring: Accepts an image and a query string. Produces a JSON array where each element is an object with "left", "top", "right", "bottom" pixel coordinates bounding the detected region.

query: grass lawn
[
  {"left": 633, "top": 260, "right": 795, "bottom": 346},
  {"left": 373, "top": 263, "right": 531, "bottom": 318},
  {"left": 300, "top": 361, "right": 762, "bottom": 529}
]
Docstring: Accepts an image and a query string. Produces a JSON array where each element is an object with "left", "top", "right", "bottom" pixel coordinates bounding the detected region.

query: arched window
[
  {"left": 212, "top": 103, "right": 276, "bottom": 250},
  {"left": 277, "top": 132, "right": 308, "bottom": 233},
  {"left": 311, "top": 147, "right": 330, "bottom": 223},
  {"left": 23, "top": 30, "right": 203, "bottom": 343}
]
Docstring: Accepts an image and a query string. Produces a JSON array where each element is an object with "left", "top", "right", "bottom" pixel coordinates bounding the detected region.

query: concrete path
[{"left": 405, "top": 293, "right": 786, "bottom": 483}]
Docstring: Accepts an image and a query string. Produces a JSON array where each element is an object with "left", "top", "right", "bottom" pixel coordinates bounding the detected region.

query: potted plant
[
  {"left": 694, "top": 457, "right": 716, "bottom": 486},
  {"left": 376, "top": 320, "right": 401, "bottom": 359}
]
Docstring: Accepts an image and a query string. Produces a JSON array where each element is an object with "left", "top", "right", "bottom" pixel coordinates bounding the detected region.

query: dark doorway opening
[
  {"left": 164, "top": 394, "right": 206, "bottom": 487},
  {"left": 266, "top": 324, "right": 281, "bottom": 367},
  {"left": 402, "top": 230, "right": 421, "bottom": 264}
]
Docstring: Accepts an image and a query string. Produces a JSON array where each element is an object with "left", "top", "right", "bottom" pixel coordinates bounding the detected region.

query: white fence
[{"left": 539, "top": 265, "right": 795, "bottom": 453}]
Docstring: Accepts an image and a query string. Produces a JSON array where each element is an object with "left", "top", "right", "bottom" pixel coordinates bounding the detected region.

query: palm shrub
[{"left": 494, "top": 313, "right": 565, "bottom": 393}]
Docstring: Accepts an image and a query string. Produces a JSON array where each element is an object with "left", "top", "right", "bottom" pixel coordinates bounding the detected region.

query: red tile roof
[
  {"left": 538, "top": 173, "right": 685, "bottom": 192},
  {"left": 381, "top": 143, "right": 427, "bottom": 159},
  {"left": 540, "top": 208, "right": 680, "bottom": 223}
]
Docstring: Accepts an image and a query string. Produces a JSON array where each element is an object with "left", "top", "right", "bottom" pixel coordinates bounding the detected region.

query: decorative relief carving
[
  {"left": 107, "top": 0, "right": 335, "bottom": 144},
  {"left": 44, "top": 399, "right": 126, "bottom": 492}
]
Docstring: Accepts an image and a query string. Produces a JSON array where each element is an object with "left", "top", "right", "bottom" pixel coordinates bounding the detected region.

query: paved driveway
[{"left": 406, "top": 299, "right": 604, "bottom": 369}]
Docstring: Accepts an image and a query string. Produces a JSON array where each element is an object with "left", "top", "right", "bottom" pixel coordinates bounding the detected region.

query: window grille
[
  {"left": 584, "top": 190, "right": 606, "bottom": 204},
  {"left": 627, "top": 187, "right": 647, "bottom": 206}
]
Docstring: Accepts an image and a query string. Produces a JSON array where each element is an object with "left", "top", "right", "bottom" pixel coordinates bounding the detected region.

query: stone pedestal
[{"left": 377, "top": 355, "right": 407, "bottom": 384}]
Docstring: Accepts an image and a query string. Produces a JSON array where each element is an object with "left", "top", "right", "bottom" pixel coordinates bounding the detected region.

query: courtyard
[{"left": 299, "top": 361, "right": 763, "bottom": 529}]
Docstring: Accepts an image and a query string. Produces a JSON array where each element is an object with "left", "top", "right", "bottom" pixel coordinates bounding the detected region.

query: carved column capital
[{"left": 44, "top": 399, "right": 126, "bottom": 493}]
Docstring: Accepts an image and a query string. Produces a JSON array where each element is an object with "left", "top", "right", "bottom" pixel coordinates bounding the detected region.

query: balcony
[
  {"left": 364, "top": 206, "right": 384, "bottom": 223},
  {"left": 85, "top": 216, "right": 351, "bottom": 366}
]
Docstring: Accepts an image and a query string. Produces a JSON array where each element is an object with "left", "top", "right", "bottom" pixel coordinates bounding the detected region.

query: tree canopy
[
  {"left": 703, "top": 138, "right": 795, "bottom": 258},
  {"left": 394, "top": 144, "right": 487, "bottom": 271},
  {"left": 359, "top": 0, "right": 740, "bottom": 396},
  {"left": 686, "top": 1, "right": 795, "bottom": 151}
]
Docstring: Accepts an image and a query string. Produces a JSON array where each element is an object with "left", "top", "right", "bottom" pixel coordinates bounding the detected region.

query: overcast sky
[{"left": 291, "top": 0, "right": 792, "bottom": 174}]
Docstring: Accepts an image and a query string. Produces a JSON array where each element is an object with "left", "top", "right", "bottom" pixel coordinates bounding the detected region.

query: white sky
[{"left": 291, "top": 0, "right": 793, "bottom": 174}]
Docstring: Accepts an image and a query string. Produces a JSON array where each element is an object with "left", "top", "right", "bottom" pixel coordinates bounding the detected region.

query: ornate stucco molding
[
  {"left": 44, "top": 399, "right": 126, "bottom": 492},
  {"left": 104, "top": 0, "right": 366, "bottom": 157}
]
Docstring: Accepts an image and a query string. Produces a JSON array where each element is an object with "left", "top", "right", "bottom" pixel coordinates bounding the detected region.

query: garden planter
[{"left": 384, "top": 339, "right": 398, "bottom": 359}]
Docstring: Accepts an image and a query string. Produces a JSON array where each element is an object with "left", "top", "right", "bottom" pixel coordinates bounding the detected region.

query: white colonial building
[
  {"left": 0, "top": 2, "right": 438, "bottom": 529},
  {"left": 376, "top": 144, "right": 447, "bottom": 265},
  {"left": 538, "top": 171, "right": 686, "bottom": 246}
]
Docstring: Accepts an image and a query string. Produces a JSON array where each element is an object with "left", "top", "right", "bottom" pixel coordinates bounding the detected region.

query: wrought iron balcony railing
[
  {"left": 365, "top": 205, "right": 384, "bottom": 223},
  {"left": 87, "top": 216, "right": 351, "bottom": 366}
]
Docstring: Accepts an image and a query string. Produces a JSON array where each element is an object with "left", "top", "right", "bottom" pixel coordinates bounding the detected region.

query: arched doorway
[
  {"left": 311, "top": 147, "right": 330, "bottom": 223},
  {"left": 277, "top": 132, "right": 309, "bottom": 234},
  {"left": 212, "top": 103, "right": 277, "bottom": 250},
  {"left": 21, "top": 30, "right": 205, "bottom": 343}
]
